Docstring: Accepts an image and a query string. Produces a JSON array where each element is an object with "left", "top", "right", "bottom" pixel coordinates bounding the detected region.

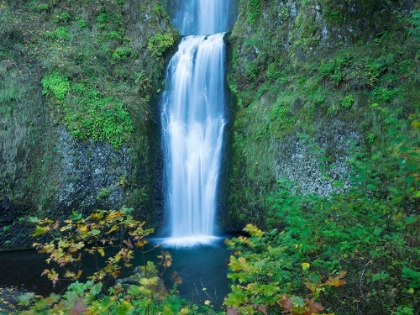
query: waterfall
[
  {"left": 170, "top": 0, "right": 230, "bottom": 35},
  {"left": 161, "top": 1, "right": 230, "bottom": 246}
]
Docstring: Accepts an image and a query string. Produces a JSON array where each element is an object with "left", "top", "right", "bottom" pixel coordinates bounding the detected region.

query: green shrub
[
  {"left": 341, "top": 94, "right": 354, "bottom": 108},
  {"left": 112, "top": 47, "right": 131, "bottom": 61},
  {"left": 408, "top": 10, "right": 420, "bottom": 41},
  {"left": 147, "top": 33, "right": 174, "bottom": 57},
  {"left": 246, "top": 0, "right": 260, "bottom": 25},
  {"left": 20, "top": 209, "right": 222, "bottom": 314},
  {"left": 225, "top": 108, "right": 420, "bottom": 314},
  {"left": 97, "top": 188, "right": 111, "bottom": 200},
  {"left": 96, "top": 13, "right": 108, "bottom": 29},
  {"left": 41, "top": 71, "right": 70, "bottom": 100},
  {"left": 55, "top": 26, "right": 69, "bottom": 40}
]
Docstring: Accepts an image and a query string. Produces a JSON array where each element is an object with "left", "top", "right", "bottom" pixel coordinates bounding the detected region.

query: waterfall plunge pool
[{"left": 0, "top": 238, "right": 232, "bottom": 308}]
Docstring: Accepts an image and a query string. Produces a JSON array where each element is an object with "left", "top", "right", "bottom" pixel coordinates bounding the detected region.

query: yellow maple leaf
[
  {"left": 326, "top": 271, "right": 347, "bottom": 287},
  {"left": 301, "top": 262, "right": 310, "bottom": 271}
]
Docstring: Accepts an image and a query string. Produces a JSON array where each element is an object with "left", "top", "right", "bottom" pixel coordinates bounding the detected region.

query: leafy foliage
[
  {"left": 18, "top": 265, "right": 199, "bottom": 315},
  {"left": 42, "top": 71, "right": 135, "bottom": 148},
  {"left": 31, "top": 207, "right": 154, "bottom": 284},
  {"left": 148, "top": 33, "right": 175, "bottom": 57},
  {"left": 408, "top": 9, "right": 420, "bottom": 41},
  {"left": 2, "top": 0, "right": 177, "bottom": 151},
  {"left": 41, "top": 71, "right": 70, "bottom": 101},
  {"left": 225, "top": 224, "right": 346, "bottom": 314},
  {"left": 225, "top": 108, "right": 420, "bottom": 314},
  {"left": 246, "top": 0, "right": 261, "bottom": 25},
  {"left": 23, "top": 209, "right": 222, "bottom": 314},
  {"left": 226, "top": 1, "right": 420, "bottom": 234}
]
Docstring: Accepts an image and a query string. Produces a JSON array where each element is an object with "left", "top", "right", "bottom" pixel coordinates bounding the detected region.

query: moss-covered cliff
[
  {"left": 2, "top": 0, "right": 420, "bottom": 249},
  {"left": 222, "top": 0, "right": 420, "bottom": 231},
  {"left": 0, "top": 0, "right": 177, "bottom": 250}
]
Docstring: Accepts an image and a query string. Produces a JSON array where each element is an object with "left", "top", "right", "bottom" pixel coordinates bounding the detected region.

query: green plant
[
  {"left": 76, "top": 16, "right": 87, "bottom": 28},
  {"left": 31, "top": 3, "right": 48, "bottom": 12},
  {"left": 107, "top": 30, "right": 123, "bottom": 40},
  {"left": 319, "top": 55, "right": 350, "bottom": 86},
  {"left": 366, "top": 133, "right": 375, "bottom": 143},
  {"left": 96, "top": 13, "right": 108, "bottom": 29},
  {"left": 30, "top": 208, "right": 154, "bottom": 283},
  {"left": 147, "top": 32, "right": 174, "bottom": 57},
  {"left": 54, "top": 12, "right": 71, "bottom": 23},
  {"left": 341, "top": 94, "right": 354, "bottom": 108},
  {"left": 55, "top": 26, "right": 69, "bottom": 40},
  {"left": 392, "top": 306, "right": 414, "bottom": 315},
  {"left": 279, "top": 6, "right": 289, "bottom": 20},
  {"left": 408, "top": 9, "right": 420, "bottom": 41},
  {"left": 41, "top": 71, "right": 70, "bottom": 100},
  {"left": 21, "top": 209, "right": 221, "bottom": 314},
  {"left": 97, "top": 188, "right": 111, "bottom": 200},
  {"left": 225, "top": 224, "right": 347, "bottom": 314},
  {"left": 51, "top": 78, "right": 134, "bottom": 148},
  {"left": 246, "top": 0, "right": 260, "bottom": 25},
  {"left": 226, "top": 108, "right": 420, "bottom": 313},
  {"left": 326, "top": 104, "right": 338, "bottom": 115},
  {"left": 112, "top": 47, "right": 131, "bottom": 61}
]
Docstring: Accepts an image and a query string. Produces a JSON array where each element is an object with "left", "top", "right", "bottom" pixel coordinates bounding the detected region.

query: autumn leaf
[
  {"left": 135, "top": 240, "right": 149, "bottom": 247},
  {"left": 33, "top": 225, "right": 50, "bottom": 236},
  {"left": 301, "top": 262, "right": 310, "bottom": 271},
  {"left": 244, "top": 224, "right": 264, "bottom": 237},
  {"left": 278, "top": 295, "right": 293, "bottom": 312},
  {"left": 252, "top": 305, "right": 267, "bottom": 314},
  {"left": 90, "top": 211, "right": 104, "bottom": 221},
  {"left": 411, "top": 120, "right": 420, "bottom": 129},
  {"left": 106, "top": 211, "right": 123, "bottom": 222},
  {"left": 64, "top": 270, "right": 75, "bottom": 279},
  {"left": 106, "top": 224, "right": 118, "bottom": 234},
  {"left": 326, "top": 271, "right": 347, "bottom": 287},
  {"left": 227, "top": 308, "right": 239, "bottom": 315},
  {"left": 68, "top": 297, "right": 88, "bottom": 315},
  {"left": 123, "top": 239, "right": 133, "bottom": 248},
  {"left": 97, "top": 247, "right": 105, "bottom": 257},
  {"left": 171, "top": 271, "right": 182, "bottom": 285},
  {"left": 305, "top": 298, "right": 324, "bottom": 313}
]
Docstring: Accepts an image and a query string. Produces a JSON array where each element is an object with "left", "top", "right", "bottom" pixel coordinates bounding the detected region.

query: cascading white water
[
  {"left": 161, "top": 0, "right": 229, "bottom": 246},
  {"left": 171, "top": 0, "right": 230, "bottom": 35}
]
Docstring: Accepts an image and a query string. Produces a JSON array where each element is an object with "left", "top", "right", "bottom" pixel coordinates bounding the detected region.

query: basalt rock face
[
  {"left": 0, "top": 0, "right": 176, "bottom": 250},
  {"left": 221, "top": 0, "right": 419, "bottom": 231},
  {"left": 1, "top": 0, "right": 419, "bottom": 247}
]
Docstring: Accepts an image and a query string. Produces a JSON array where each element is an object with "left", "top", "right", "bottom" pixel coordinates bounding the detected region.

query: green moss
[
  {"left": 323, "top": 4, "right": 345, "bottom": 25},
  {"left": 246, "top": 0, "right": 260, "bottom": 25},
  {"left": 226, "top": 0, "right": 420, "bottom": 230},
  {"left": 97, "top": 188, "right": 111, "bottom": 200}
]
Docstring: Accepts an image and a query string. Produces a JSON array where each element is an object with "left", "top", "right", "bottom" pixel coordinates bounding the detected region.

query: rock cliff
[
  {"left": 0, "top": 0, "right": 177, "bottom": 249},
  {"left": 1, "top": 0, "right": 419, "bottom": 248},
  {"left": 221, "top": 0, "right": 419, "bottom": 231}
]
